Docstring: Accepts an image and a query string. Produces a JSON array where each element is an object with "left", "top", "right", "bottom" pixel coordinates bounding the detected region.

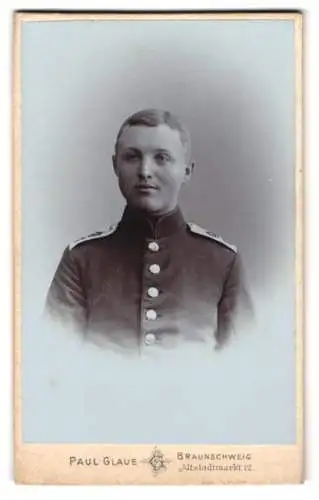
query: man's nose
[{"left": 138, "top": 156, "right": 153, "bottom": 179}]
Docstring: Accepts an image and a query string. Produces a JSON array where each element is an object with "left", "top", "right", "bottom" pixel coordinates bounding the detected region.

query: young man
[{"left": 45, "top": 108, "right": 252, "bottom": 352}]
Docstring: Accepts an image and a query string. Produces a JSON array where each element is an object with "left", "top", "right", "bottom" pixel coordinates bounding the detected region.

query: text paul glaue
[{"left": 69, "top": 456, "right": 137, "bottom": 467}]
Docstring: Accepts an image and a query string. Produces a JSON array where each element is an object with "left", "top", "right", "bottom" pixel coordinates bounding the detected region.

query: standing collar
[{"left": 117, "top": 205, "right": 186, "bottom": 239}]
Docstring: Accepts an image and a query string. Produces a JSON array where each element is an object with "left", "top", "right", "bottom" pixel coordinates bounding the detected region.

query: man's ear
[
  {"left": 112, "top": 154, "right": 118, "bottom": 176},
  {"left": 184, "top": 161, "right": 195, "bottom": 183}
]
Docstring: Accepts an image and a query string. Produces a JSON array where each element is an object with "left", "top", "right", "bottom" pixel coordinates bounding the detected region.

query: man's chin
[{"left": 128, "top": 198, "right": 165, "bottom": 216}]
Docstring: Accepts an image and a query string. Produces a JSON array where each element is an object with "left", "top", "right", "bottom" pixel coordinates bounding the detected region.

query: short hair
[{"left": 114, "top": 108, "right": 191, "bottom": 161}]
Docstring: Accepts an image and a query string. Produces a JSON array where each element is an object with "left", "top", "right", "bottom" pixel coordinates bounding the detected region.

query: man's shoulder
[
  {"left": 186, "top": 222, "right": 237, "bottom": 254},
  {"left": 68, "top": 224, "right": 117, "bottom": 251}
]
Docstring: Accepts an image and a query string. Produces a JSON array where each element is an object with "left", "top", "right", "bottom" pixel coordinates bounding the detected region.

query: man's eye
[
  {"left": 155, "top": 153, "right": 172, "bottom": 163},
  {"left": 123, "top": 152, "right": 139, "bottom": 161}
]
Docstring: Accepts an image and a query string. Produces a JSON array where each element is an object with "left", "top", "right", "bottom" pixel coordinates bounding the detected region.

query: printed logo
[{"left": 141, "top": 446, "right": 171, "bottom": 476}]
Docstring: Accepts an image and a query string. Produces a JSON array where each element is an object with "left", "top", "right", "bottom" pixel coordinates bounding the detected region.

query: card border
[{"left": 12, "top": 10, "right": 304, "bottom": 485}]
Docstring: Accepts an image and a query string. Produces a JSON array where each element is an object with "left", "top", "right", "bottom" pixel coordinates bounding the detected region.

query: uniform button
[
  {"left": 147, "top": 287, "right": 159, "bottom": 298},
  {"left": 144, "top": 332, "right": 156, "bottom": 345},
  {"left": 146, "top": 309, "right": 157, "bottom": 320},
  {"left": 148, "top": 241, "right": 159, "bottom": 252},
  {"left": 149, "top": 264, "right": 161, "bottom": 274}
]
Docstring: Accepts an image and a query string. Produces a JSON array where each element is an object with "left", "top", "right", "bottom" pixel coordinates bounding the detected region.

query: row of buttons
[{"left": 144, "top": 241, "right": 160, "bottom": 346}]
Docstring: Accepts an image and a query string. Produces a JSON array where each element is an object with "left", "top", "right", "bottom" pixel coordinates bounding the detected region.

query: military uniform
[{"left": 45, "top": 206, "right": 252, "bottom": 352}]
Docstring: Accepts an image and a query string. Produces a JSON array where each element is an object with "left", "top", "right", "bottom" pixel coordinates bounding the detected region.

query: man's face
[{"left": 113, "top": 124, "right": 193, "bottom": 216}]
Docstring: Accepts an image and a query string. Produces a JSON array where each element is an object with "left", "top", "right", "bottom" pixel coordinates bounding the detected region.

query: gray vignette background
[{"left": 21, "top": 19, "right": 296, "bottom": 444}]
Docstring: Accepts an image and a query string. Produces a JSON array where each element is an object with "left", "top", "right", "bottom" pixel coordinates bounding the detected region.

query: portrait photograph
[{"left": 13, "top": 11, "right": 303, "bottom": 484}]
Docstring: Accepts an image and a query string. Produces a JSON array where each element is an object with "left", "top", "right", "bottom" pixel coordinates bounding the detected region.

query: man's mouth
[{"left": 135, "top": 184, "right": 158, "bottom": 192}]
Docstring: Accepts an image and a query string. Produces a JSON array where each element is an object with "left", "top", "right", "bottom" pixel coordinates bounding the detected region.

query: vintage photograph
[{"left": 14, "top": 11, "right": 303, "bottom": 484}]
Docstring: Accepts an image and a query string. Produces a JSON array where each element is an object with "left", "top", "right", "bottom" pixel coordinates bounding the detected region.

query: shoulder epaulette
[
  {"left": 69, "top": 224, "right": 117, "bottom": 250},
  {"left": 187, "top": 222, "right": 237, "bottom": 253}
]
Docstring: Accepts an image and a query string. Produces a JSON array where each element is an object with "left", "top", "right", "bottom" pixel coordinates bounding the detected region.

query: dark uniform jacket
[{"left": 45, "top": 206, "right": 252, "bottom": 353}]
